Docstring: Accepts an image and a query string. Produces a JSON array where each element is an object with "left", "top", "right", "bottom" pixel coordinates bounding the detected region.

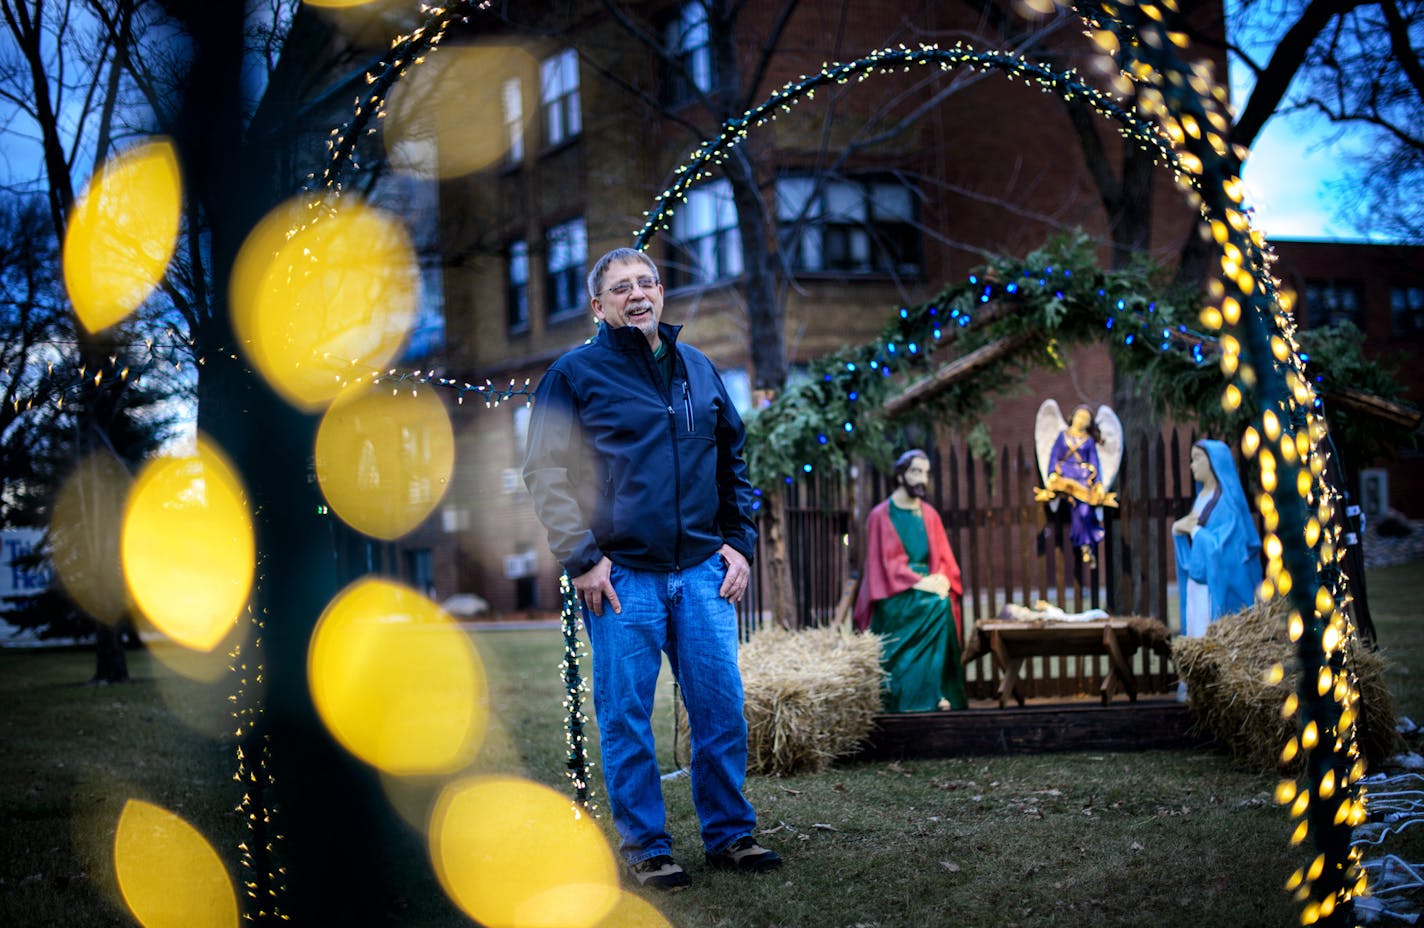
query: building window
[
  {"left": 664, "top": 1, "right": 716, "bottom": 106},
  {"left": 405, "top": 548, "right": 434, "bottom": 598},
  {"left": 776, "top": 174, "right": 921, "bottom": 276},
  {"left": 546, "top": 218, "right": 587, "bottom": 319},
  {"left": 512, "top": 404, "right": 531, "bottom": 460},
  {"left": 502, "top": 77, "right": 524, "bottom": 166},
  {"left": 1303, "top": 279, "right": 1364, "bottom": 329},
  {"left": 540, "top": 49, "right": 581, "bottom": 149},
  {"left": 508, "top": 240, "right": 530, "bottom": 331},
  {"left": 668, "top": 179, "right": 742, "bottom": 287},
  {"left": 1391, "top": 285, "right": 1424, "bottom": 335}
]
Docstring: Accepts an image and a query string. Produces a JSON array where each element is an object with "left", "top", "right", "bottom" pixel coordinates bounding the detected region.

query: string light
[
  {"left": 14, "top": 0, "right": 1366, "bottom": 915},
  {"left": 1071, "top": 0, "right": 1370, "bottom": 921}
]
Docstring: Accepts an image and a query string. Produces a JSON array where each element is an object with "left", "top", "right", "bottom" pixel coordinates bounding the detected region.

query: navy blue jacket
[{"left": 522, "top": 321, "right": 758, "bottom": 577}]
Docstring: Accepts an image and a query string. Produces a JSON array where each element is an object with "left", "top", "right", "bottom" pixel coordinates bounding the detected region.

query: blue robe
[{"left": 1174, "top": 440, "right": 1261, "bottom": 633}]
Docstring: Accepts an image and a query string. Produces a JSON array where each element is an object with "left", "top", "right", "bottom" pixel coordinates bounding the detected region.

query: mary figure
[{"left": 1172, "top": 439, "right": 1262, "bottom": 636}]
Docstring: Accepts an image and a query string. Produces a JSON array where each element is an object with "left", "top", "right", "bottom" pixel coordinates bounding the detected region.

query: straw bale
[
  {"left": 1172, "top": 599, "right": 1398, "bottom": 773},
  {"left": 676, "top": 625, "right": 883, "bottom": 777}
]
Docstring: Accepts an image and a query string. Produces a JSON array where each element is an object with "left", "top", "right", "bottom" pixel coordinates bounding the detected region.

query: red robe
[{"left": 852, "top": 498, "right": 963, "bottom": 639}]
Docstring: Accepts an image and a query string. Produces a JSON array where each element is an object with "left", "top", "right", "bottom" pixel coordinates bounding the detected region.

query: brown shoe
[
  {"left": 706, "top": 836, "right": 782, "bottom": 873},
  {"left": 628, "top": 855, "right": 692, "bottom": 892}
]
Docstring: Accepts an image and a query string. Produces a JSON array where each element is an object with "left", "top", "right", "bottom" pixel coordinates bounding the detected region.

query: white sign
[{"left": 1, "top": 529, "right": 52, "bottom": 609}]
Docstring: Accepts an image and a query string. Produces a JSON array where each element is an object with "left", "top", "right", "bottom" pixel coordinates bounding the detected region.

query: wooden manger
[{"left": 965, "top": 614, "right": 1173, "bottom": 707}]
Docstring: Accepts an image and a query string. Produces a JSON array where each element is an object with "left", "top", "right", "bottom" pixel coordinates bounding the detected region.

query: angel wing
[
  {"left": 1094, "top": 405, "right": 1124, "bottom": 491},
  {"left": 1034, "top": 399, "right": 1067, "bottom": 489}
]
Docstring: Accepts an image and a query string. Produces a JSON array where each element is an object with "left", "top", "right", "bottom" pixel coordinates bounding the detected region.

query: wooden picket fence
[{"left": 738, "top": 428, "right": 1205, "bottom": 701}]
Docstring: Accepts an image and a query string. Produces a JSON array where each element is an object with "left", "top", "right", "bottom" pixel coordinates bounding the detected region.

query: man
[
  {"left": 852, "top": 449, "right": 968, "bottom": 712},
  {"left": 523, "top": 247, "right": 781, "bottom": 892}
]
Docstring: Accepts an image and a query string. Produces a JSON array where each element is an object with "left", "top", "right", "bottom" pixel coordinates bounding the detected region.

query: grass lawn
[{"left": 2, "top": 561, "right": 1421, "bottom": 927}]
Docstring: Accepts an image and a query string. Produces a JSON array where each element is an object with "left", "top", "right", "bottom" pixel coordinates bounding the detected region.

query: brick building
[
  {"left": 1269, "top": 239, "right": 1424, "bottom": 517},
  {"left": 415, "top": 0, "right": 1279, "bottom": 613}
]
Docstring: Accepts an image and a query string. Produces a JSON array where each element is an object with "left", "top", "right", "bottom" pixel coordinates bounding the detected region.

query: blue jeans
[{"left": 584, "top": 554, "right": 757, "bottom": 864}]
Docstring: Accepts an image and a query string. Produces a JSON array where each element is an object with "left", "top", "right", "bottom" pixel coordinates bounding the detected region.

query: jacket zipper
[
  {"left": 682, "top": 381, "right": 693, "bottom": 433},
  {"left": 639, "top": 337, "right": 684, "bottom": 570}
]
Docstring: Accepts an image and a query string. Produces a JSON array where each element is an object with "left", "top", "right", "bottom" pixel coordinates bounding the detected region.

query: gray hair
[{"left": 586, "top": 248, "right": 659, "bottom": 300}]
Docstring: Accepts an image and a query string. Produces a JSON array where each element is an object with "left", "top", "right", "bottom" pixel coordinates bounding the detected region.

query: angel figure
[{"left": 1033, "top": 400, "right": 1123, "bottom": 568}]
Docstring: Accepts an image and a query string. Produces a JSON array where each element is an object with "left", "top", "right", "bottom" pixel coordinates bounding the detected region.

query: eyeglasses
[{"left": 599, "top": 276, "right": 659, "bottom": 297}]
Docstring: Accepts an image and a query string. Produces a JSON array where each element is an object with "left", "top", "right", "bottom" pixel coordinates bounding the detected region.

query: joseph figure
[{"left": 852, "top": 450, "right": 968, "bottom": 712}]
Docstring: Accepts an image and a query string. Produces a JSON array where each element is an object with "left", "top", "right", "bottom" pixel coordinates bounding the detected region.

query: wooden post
[{"left": 762, "top": 483, "right": 797, "bottom": 629}]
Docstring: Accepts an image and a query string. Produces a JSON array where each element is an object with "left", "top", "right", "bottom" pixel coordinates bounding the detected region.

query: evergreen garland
[{"left": 743, "top": 230, "right": 1414, "bottom": 490}]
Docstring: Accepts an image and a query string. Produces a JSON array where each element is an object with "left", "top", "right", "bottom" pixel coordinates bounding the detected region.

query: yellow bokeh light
[
  {"left": 230, "top": 194, "right": 418, "bottom": 411},
  {"left": 113, "top": 799, "right": 237, "bottom": 928},
  {"left": 315, "top": 385, "right": 454, "bottom": 539},
  {"left": 591, "top": 892, "right": 673, "bottom": 928},
  {"left": 430, "top": 776, "right": 619, "bottom": 928},
  {"left": 385, "top": 45, "right": 536, "bottom": 179},
  {"left": 1014, "top": 0, "right": 1063, "bottom": 15},
  {"left": 309, "top": 577, "right": 486, "bottom": 775},
  {"left": 63, "top": 139, "right": 182, "bottom": 333},
  {"left": 121, "top": 438, "right": 253, "bottom": 652},
  {"left": 50, "top": 451, "right": 132, "bottom": 624}
]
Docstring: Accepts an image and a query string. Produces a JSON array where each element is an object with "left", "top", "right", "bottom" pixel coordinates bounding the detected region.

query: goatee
[{"left": 900, "top": 481, "right": 928, "bottom": 499}]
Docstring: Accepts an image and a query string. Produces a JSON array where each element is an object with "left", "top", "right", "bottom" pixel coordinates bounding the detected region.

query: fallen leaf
[
  {"left": 759, "top": 822, "right": 789, "bottom": 835},
  {"left": 780, "top": 787, "right": 802, "bottom": 796},
  {"left": 811, "top": 823, "right": 841, "bottom": 831},
  {"left": 941, "top": 860, "right": 961, "bottom": 873},
  {"left": 1129, "top": 841, "right": 1144, "bottom": 852}
]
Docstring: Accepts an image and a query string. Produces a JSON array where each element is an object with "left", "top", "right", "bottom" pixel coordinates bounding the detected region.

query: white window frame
[
  {"left": 501, "top": 76, "right": 524, "bottom": 166},
  {"left": 665, "top": 1, "right": 715, "bottom": 104},
  {"left": 540, "top": 49, "right": 581, "bottom": 149},
  {"left": 545, "top": 217, "right": 587, "bottom": 319},
  {"left": 508, "top": 240, "right": 530, "bottom": 331},
  {"left": 669, "top": 178, "right": 743, "bottom": 287},
  {"left": 776, "top": 174, "right": 921, "bottom": 276}
]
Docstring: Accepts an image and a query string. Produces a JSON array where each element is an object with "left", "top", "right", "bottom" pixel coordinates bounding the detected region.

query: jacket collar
[{"left": 596, "top": 321, "right": 682, "bottom": 354}]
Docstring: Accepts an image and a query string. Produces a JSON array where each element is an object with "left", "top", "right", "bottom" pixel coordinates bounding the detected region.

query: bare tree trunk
[
  {"left": 726, "top": 149, "right": 788, "bottom": 391},
  {"left": 91, "top": 621, "right": 129, "bottom": 684}
]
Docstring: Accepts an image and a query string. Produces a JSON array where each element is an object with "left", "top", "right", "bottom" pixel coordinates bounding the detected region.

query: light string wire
[
  {"left": 1073, "top": 0, "right": 1367, "bottom": 923},
  {"left": 733, "top": 246, "right": 1219, "bottom": 490},
  {"left": 1351, "top": 770, "right": 1424, "bottom": 922},
  {"left": 632, "top": 42, "right": 1183, "bottom": 251},
  {"left": 619, "top": 1, "right": 1368, "bottom": 920},
  {"left": 17, "top": 0, "right": 1369, "bottom": 905}
]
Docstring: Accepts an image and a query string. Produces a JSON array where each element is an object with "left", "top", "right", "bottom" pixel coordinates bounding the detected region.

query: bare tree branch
[
  {"left": 1380, "top": 0, "right": 1424, "bottom": 103},
  {"left": 1232, "top": 0, "right": 1367, "bottom": 150}
]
